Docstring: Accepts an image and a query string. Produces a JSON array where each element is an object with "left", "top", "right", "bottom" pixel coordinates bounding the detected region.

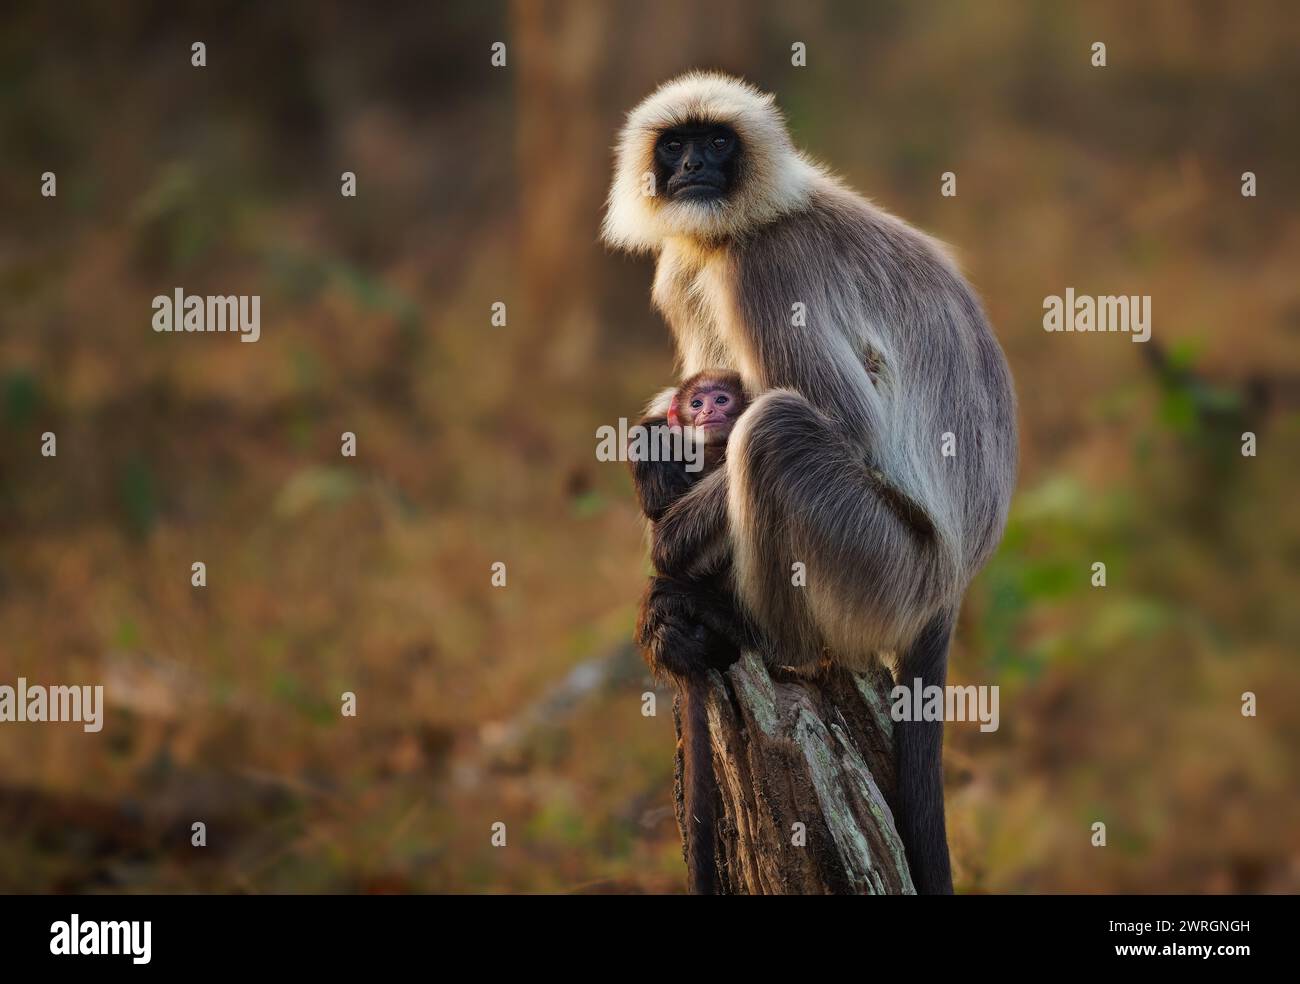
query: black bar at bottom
[{"left": 0, "top": 893, "right": 1284, "bottom": 972}]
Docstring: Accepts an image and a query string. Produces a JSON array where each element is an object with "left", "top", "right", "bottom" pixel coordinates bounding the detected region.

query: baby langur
[
  {"left": 632, "top": 369, "right": 754, "bottom": 674},
  {"left": 629, "top": 370, "right": 753, "bottom": 895},
  {"left": 633, "top": 369, "right": 750, "bottom": 520}
]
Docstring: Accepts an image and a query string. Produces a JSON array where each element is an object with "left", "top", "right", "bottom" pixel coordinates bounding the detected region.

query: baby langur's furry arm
[
  {"left": 650, "top": 467, "right": 731, "bottom": 579},
  {"left": 628, "top": 416, "right": 695, "bottom": 522},
  {"left": 627, "top": 386, "right": 694, "bottom": 522}
]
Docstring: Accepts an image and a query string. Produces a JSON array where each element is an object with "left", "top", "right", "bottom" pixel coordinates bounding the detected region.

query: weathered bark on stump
[{"left": 672, "top": 651, "right": 915, "bottom": 894}]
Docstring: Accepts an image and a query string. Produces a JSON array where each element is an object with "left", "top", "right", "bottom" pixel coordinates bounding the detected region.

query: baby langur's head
[{"left": 669, "top": 370, "right": 749, "bottom": 451}]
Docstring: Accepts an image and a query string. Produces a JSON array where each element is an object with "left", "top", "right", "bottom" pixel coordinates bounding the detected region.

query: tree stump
[{"left": 672, "top": 651, "right": 915, "bottom": 894}]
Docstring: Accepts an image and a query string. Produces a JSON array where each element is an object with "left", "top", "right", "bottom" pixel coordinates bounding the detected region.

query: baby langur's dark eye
[
  {"left": 715, "top": 395, "right": 728, "bottom": 405},
  {"left": 690, "top": 399, "right": 703, "bottom": 409}
]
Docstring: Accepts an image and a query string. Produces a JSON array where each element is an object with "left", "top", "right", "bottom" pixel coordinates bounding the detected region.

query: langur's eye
[
  {"left": 715, "top": 395, "right": 729, "bottom": 405},
  {"left": 665, "top": 140, "right": 683, "bottom": 153},
  {"left": 711, "top": 135, "right": 730, "bottom": 150},
  {"left": 690, "top": 399, "right": 703, "bottom": 409}
]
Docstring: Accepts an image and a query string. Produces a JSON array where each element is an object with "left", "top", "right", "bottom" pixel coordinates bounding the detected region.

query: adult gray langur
[{"left": 605, "top": 72, "right": 1018, "bottom": 895}]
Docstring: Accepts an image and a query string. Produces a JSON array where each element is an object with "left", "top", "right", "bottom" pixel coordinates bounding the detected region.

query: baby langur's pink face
[{"left": 686, "top": 386, "right": 742, "bottom": 444}]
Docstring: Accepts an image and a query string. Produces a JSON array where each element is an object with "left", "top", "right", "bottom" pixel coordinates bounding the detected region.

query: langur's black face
[{"left": 654, "top": 124, "right": 740, "bottom": 202}]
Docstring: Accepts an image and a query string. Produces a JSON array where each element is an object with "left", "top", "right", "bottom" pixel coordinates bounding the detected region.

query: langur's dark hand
[{"left": 635, "top": 576, "right": 743, "bottom": 680}]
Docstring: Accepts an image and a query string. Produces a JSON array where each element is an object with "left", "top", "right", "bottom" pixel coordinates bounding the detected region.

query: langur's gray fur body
[{"left": 606, "top": 72, "right": 1017, "bottom": 894}]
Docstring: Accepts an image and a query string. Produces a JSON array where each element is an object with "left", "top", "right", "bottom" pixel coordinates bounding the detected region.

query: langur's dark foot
[{"left": 635, "top": 576, "right": 744, "bottom": 680}]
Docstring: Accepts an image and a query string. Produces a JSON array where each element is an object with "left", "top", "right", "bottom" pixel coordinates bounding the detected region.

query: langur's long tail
[
  {"left": 681, "top": 678, "right": 719, "bottom": 894},
  {"left": 892, "top": 610, "right": 956, "bottom": 895}
]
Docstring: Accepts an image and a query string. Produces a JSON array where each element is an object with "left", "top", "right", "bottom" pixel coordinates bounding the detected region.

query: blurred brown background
[{"left": 1, "top": 0, "right": 1297, "bottom": 893}]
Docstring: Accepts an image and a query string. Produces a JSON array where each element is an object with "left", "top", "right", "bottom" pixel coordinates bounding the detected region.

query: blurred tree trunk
[
  {"left": 672, "top": 652, "right": 915, "bottom": 894},
  {"left": 511, "top": 0, "right": 608, "bottom": 382},
  {"left": 510, "top": 0, "right": 761, "bottom": 388}
]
